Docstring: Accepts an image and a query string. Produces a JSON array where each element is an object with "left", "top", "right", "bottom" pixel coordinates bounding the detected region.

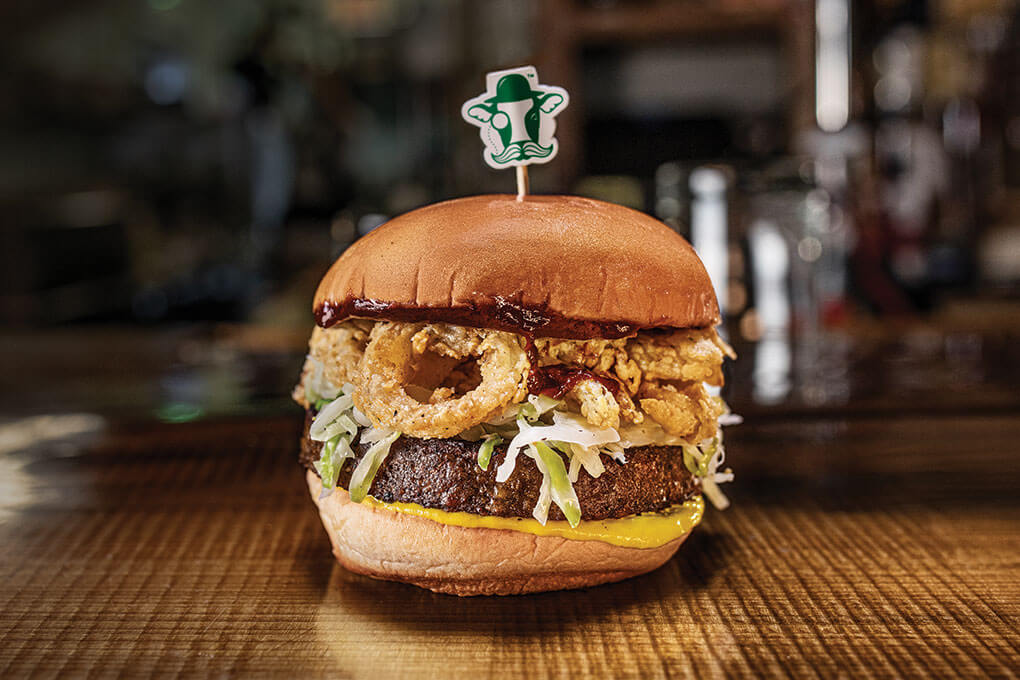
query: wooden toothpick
[{"left": 516, "top": 166, "right": 530, "bottom": 200}]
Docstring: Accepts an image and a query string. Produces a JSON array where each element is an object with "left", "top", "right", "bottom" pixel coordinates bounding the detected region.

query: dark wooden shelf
[
  {"left": 534, "top": 0, "right": 816, "bottom": 187},
  {"left": 572, "top": 3, "right": 787, "bottom": 42}
]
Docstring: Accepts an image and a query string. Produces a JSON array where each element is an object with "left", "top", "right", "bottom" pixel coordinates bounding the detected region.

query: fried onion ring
[{"left": 355, "top": 322, "right": 529, "bottom": 438}]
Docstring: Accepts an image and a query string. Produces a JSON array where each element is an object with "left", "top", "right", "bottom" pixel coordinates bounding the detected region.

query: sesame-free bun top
[{"left": 314, "top": 194, "right": 719, "bottom": 338}]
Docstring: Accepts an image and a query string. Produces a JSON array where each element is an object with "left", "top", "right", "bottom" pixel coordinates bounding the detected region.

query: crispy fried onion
[
  {"left": 355, "top": 322, "right": 529, "bottom": 438},
  {"left": 569, "top": 380, "right": 620, "bottom": 429},
  {"left": 638, "top": 382, "right": 725, "bottom": 443},
  {"left": 534, "top": 329, "right": 734, "bottom": 396},
  {"left": 534, "top": 328, "right": 732, "bottom": 436},
  {"left": 628, "top": 329, "right": 734, "bottom": 386},
  {"left": 293, "top": 321, "right": 373, "bottom": 407},
  {"left": 564, "top": 380, "right": 638, "bottom": 430}
]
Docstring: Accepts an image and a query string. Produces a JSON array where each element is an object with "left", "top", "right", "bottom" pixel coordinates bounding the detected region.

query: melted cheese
[{"left": 361, "top": 495, "right": 704, "bottom": 549}]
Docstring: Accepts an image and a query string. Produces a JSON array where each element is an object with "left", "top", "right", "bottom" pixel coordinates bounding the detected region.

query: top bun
[{"left": 314, "top": 194, "right": 719, "bottom": 338}]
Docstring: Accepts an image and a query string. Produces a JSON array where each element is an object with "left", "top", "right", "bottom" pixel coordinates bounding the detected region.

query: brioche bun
[
  {"left": 314, "top": 194, "right": 718, "bottom": 337},
  {"left": 307, "top": 472, "right": 688, "bottom": 597}
]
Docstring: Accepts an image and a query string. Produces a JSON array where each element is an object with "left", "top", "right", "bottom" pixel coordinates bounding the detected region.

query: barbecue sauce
[
  {"left": 524, "top": 339, "right": 622, "bottom": 398},
  {"left": 314, "top": 297, "right": 640, "bottom": 340}
]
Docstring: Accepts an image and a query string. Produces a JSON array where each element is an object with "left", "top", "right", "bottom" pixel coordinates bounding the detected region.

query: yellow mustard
[{"left": 360, "top": 495, "right": 704, "bottom": 549}]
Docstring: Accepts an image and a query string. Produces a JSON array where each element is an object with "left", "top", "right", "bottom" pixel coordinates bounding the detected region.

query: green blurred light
[{"left": 156, "top": 403, "right": 204, "bottom": 423}]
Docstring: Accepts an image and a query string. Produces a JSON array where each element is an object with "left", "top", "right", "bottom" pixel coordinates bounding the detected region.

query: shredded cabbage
[
  {"left": 349, "top": 428, "right": 400, "bottom": 502},
  {"left": 351, "top": 407, "right": 372, "bottom": 428},
  {"left": 486, "top": 394, "right": 562, "bottom": 426},
  {"left": 519, "top": 394, "right": 563, "bottom": 422},
  {"left": 529, "top": 442, "right": 581, "bottom": 527},
  {"left": 485, "top": 396, "right": 739, "bottom": 515},
  {"left": 304, "top": 356, "right": 341, "bottom": 402},
  {"left": 680, "top": 432, "right": 734, "bottom": 510},
  {"left": 616, "top": 421, "right": 689, "bottom": 449},
  {"left": 568, "top": 442, "right": 605, "bottom": 482},
  {"left": 310, "top": 383, "right": 401, "bottom": 502},
  {"left": 496, "top": 412, "right": 619, "bottom": 483},
  {"left": 315, "top": 413, "right": 358, "bottom": 442},
  {"left": 719, "top": 413, "right": 743, "bottom": 426},
  {"left": 531, "top": 468, "right": 552, "bottom": 526},
  {"left": 701, "top": 433, "right": 734, "bottom": 509},
  {"left": 309, "top": 393, "right": 354, "bottom": 441},
  {"left": 313, "top": 434, "right": 354, "bottom": 497},
  {"left": 477, "top": 433, "right": 502, "bottom": 471},
  {"left": 601, "top": 442, "right": 627, "bottom": 463}
]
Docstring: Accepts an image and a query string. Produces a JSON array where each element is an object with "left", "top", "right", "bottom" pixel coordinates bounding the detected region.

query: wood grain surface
[{"left": 1, "top": 413, "right": 1018, "bottom": 678}]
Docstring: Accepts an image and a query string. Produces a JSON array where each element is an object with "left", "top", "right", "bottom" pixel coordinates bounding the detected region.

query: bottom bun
[{"left": 307, "top": 471, "right": 689, "bottom": 596}]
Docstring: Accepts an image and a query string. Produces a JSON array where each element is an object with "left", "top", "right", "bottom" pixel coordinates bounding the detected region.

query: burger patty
[{"left": 299, "top": 411, "right": 699, "bottom": 521}]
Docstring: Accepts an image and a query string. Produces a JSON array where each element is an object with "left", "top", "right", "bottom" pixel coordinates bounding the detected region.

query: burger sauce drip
[
  {"left": 314, "top": 298, "right": 641, "bottom": 340},
  {"left": 524, "top": 339, "right": 621, "bottom": 399}
]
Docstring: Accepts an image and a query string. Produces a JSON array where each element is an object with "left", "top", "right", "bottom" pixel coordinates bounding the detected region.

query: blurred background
[{"left": 1, "top": 0, "right": 1018, "bottom": 422}]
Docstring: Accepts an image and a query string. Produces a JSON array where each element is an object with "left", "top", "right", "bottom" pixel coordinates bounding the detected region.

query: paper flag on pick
[{"left": 461, "top": 66, "right": 569, "bottom": 170}]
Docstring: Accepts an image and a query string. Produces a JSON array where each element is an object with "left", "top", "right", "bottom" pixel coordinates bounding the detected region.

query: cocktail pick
[{"left": 461, "top": 66, "right": 569, "bottom": 200}]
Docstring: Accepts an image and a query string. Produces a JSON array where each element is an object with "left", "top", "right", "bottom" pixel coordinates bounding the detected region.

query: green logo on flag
[{"left": 461, "top": 66, "right": 569, "bottom": 170}]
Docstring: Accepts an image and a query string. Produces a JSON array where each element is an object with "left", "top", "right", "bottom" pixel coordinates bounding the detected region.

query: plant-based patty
[{"left": 299, "top": 411, "right": 699, "bottom": 522}]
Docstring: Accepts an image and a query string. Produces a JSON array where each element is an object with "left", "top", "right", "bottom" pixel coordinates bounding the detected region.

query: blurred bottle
[
  {"left": 689, "top": 166, "right": 729, "bottom": 320},
  {"left": 746, "top": 163, "right": 851, "bottom": 405},
  {"left": 654, "top": 162, "right": 685, "bottom": 232},
  {"left": 869, "top": 23, "right": 966, "bottom": 311},
  {"left": 748, "top": 218, "right": 791, "bottom": 404}
]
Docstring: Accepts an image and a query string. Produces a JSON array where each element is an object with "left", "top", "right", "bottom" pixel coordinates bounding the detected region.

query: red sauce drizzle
[
  {"left": 314, "top": 298, "right": 641, "bottom": 340},
  {"left": 524, "top": 339, "right": 621, "bottom": 399}
]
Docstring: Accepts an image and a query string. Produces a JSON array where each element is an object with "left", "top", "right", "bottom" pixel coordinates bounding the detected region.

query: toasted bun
[
  {"left": 308, "top": 472, "right": 687, "bottom": 596},
  {"left": 314, "top": 195, "right": 718, "bottom": 337}
]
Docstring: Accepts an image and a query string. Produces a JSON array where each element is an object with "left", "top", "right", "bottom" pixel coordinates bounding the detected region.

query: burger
[{"left": 293, "top": 194, "right": 736, "bottom": 596}]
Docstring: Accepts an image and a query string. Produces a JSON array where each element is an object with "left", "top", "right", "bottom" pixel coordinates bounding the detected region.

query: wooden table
[{"left": 2, "top": 408, "right": 1017, "bottom": 678}]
